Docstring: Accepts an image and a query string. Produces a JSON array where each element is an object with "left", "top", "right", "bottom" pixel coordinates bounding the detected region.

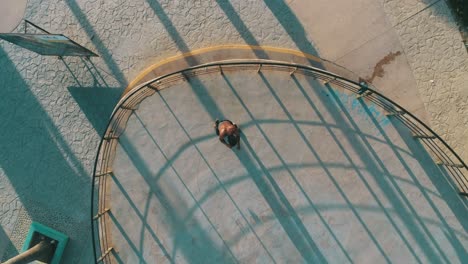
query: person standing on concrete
[{"left": 214, "top": 119, "right": 240, "bottom": 149}]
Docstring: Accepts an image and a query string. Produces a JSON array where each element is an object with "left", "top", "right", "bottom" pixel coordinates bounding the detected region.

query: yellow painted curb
[{"left": 124, "top": 45, "right": 322, "bottom": 95}]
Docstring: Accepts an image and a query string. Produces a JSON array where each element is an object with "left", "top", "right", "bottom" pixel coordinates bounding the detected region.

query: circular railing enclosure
[{"left": 90, "top": 60, "right": 468, "bottom": 263}]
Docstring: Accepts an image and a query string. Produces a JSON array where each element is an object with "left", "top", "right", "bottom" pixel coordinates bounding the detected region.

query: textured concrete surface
[
  {"left": 0, "top": 0, "right": 28, "bottom": 33},
  {"left": 122, "top": 45, "right": 351, "bottom": 95},
  {"left": 0, "top": 0, "right": 466, "bottom": 262},
  {"left": 382, "top": 0, "right": 468, "bottom": 167},
  {"left": 111, "top": 70, "right": 467, "bottom": 263},
  {"left": 1, "top": 1, "right": 313, "bottom": 262},
  {"left": 288, "top": 0, "right": 425, "bottom": 123}
]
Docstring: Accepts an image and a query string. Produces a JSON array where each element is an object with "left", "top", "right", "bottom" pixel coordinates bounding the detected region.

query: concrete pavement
[
  {"left": 0, "top": 0, "right": 466, "bottom": 262},
  {"left": 0, "top": 0, "right": 27, "bottom": 33},
  {"left": 287, "top": 0, "right": 468, "bottom": 159},
  {"left": 110, "top": 68, "right": 467, "bottom": 263}
]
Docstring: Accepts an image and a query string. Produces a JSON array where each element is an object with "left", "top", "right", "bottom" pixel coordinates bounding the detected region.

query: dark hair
[{"left": 227, "top": 135, "right": 237, "bottom": 146}]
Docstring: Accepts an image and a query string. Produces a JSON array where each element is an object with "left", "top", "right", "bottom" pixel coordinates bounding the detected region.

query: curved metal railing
[{"left": 91, "top": 60, "right": 468, "bottom": 263}]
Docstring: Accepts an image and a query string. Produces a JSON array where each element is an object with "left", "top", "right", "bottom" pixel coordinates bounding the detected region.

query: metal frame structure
[
  {"left": 0, "top": 20, "right": 98, "bottom": 57},
  {"left": 90, "top": 60, "right": 468, "bottom": 263},
  {"left": 24, "top": 20, "right": 51, "bottom": 34}
]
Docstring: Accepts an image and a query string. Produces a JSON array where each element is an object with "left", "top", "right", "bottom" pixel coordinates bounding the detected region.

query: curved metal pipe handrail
[
  {"left": 91, "top": 59, "right": 467, "bottom": 263},
  {"left": 112, "top": 60, "right": 467, "bottom": 170}
]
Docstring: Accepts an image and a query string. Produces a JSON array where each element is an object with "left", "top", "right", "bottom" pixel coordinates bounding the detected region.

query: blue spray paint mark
[{"left": 331, "top": 90, "right": 391, "bottom": 127}]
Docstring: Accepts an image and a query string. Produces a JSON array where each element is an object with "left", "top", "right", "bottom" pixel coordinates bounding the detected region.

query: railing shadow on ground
[
  {"left": 100, "top": 70, "right": 334, "bottom": 262},
  {"left": 153, "top": 90, "right": 323, "bottom": 263},
  {"left": 369, "top": 106, "right": 468, "bottom": 260},
  {"left": 91, "top": 62, "right": 468, "bottom": 259},
  {"left": 234, "top": 138, "right": 328, "bottom": 263},
  {"left": 107, "top": 107, "right": 467, "bottom": 262},
  {"left": 116, "top": 134, "right": 238, "bottom": 263},
  {"left": 257, "top": 73, "right": 393, "bottom": 261},
  {"left": 388, "top": 118, "right": 468, "bottom": 215},
  {"left": 131, "top": 109, "right": 275, "bottom": 262},
  {"left": 386, "top": 113, "right": 468, "bottom": 244},
  {"left": 106, "top": 94, "right": 330, "bottom": 262},
  {"left": 159, "top": 71, "right": 330, "bottom": 261},
  {"left": 107, "top": 210, "right": 146, "bottom": 264},
  {"left": 320, "top": 82, "right": 463, "bottom": 263},
  {"left": 221, "top": 74, "right": 350, "bottom": 263},
  {"left": 86, "top": 0, "right": 467, "bottom": 261},
  {"left": 244, "top": 66, "right": 467, "bottom": 261},
  {"left": 109, "top": 170, "right": 172, "bottom": 263}
]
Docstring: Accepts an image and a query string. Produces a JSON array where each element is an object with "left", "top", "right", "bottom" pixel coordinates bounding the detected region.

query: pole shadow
[
  {"left": 357, "top": 97, "right": 467, "bottom": 261},
  {"left": 153, "top": 91, "right": 283, "bottom": 263},
  {"left": 221, "top": 74, "right": 352, "bottom": 262},
  {"left": 141, "top": 5, "right": 334, "bottom": 256},
  {"left": 109, "top": 172, "right": 173, "bottom": 263},
  {"left": 263, "top": 0, "right": 319, "bottom": 57},
  {"left": 383, "top": 111, "right": 468, "bottom": 259},
  {"left": 108, "top": 211, "right": 147, "bottom": 263},
  {"left": 64, "top": 0, "right": 127, "bottom": 86},
  {"left": 133, "top": 112, "right": 238, "bottom": 262},
  {"left": 146, "top": 0, "right": 198, "bottom": 65},
  {"left": 215, "top": 0, "right": 269, "bottom": 59},
  {"left": 238, "top": 137, "right": 328, "bottom": 263},
  {"left": 321, "top": 81, "right": 458, "bottom": 262},
  {"left": 0, "top": 47, "right": 91, "bottom": 262},
  {"left": 116, "top": 133, "right": 237, "bottom": 263},
  {"left": 108, "top": 67, "right": 468, "bottom": 262}
]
